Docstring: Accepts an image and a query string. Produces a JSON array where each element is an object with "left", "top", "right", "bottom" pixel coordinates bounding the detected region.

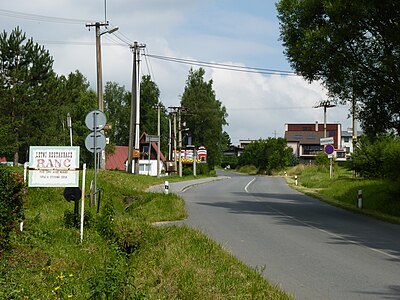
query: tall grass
[{"left": 287, "top": 164, "right": 400, "bottom": 222}]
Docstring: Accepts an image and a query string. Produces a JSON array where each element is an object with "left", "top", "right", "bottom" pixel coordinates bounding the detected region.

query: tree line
[{"left": 0, "top": 27, "right": 228, "bottom": 169}]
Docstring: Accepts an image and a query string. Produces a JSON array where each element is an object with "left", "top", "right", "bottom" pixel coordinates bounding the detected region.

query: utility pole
[
  {"left": 155, "top": 104, "right": 161, "bottom": 178},
  {"left": 169, "top": 106, "right": 184, "bottom": 175},
  {"left": 86, "top": 21, "right": 118, "bottom": 170},
  {"left": 352, "top": 92, "right": 358, "bottom": 154},
  {"left": 168, "top": 114, "right": 172, "bottom": 161},
  {"left": 178, "top": 109, "right": 183, "bottom": 177},
  {"left": 173, "top": 111, "right": 177, "bottom": 173},
  {"left": 127, "top": 41, "right": 146, "bottom": 174},
  {"left": 314, "top": 100, "right": 336, "bottom": 138}
]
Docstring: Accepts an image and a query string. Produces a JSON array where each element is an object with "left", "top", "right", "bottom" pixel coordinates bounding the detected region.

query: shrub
[
  {"left": 96, "top": 200, "right": 116, "bottom": 241},
  {"left": 0, "top": 166, "right": 26, "bottom": 252},
  {"left": 196, "top": 164, "right": 209, "bottom": 175},
  {"left": 315, "top": 153, "right": 330, "bottom": 169},
  {"left": 353, "top": 135, "right": 400, "bottom": 181}
]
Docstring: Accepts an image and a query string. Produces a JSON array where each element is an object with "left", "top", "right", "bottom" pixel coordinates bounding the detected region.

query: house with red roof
[{"left": 106, "top": 133, "right": 166, "bottom": 175}]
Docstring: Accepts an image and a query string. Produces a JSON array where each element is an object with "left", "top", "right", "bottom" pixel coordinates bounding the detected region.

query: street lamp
[
  {"left": 93, "top": 23, "right": 118, "bottom": 170},
  {"left": 67, "top": 113, "right": 72, "bottom": 146},
  {"left": 96, "top": 25, "right": 119, "bottom": 112}
]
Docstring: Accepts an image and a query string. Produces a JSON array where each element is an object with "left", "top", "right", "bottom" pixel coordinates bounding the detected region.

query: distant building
[
  {"left": 341, "top": 128, "right": 363, "bottom": 159},
  {"left": 239, "top": 139, "right": 258, "bottom": 148},
  {"left": 284, "top": 122, "right": 342, "bottom": 160},
  {"left": 106, "top": 132, "right": 167, "bottom": 176}
]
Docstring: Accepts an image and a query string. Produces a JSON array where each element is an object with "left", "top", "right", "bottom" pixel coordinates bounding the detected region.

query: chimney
[{"left": 315, "top": 121, "right": 318, "bottom": 132}]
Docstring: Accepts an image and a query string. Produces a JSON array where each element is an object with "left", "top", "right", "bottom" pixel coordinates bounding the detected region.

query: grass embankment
[
  {"left": 1, "top": 170, "right": 291, "bottom": 299},
  {"left": 284, "top": 164, "right": 400, "bottom": 224}
]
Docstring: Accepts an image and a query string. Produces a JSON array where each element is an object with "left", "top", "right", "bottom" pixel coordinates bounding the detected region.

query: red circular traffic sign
[{"left": 324, "top": 144, "right": 334, "bottom": 155}]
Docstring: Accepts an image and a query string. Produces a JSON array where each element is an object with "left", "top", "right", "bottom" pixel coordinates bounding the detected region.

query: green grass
[
  {"left": 1, "top": 169, "right": 291, "bottom": 299},
  {"left": 285, "top": 164, "right": 400, "bottom": 223}
]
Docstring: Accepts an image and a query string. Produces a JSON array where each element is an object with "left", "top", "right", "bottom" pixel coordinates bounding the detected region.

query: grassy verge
[
  {"left": 1, "top": 169, "right": 291, "bottom": 299},
  {"left": 283, "top": 164, "right": 400, "bottom": 224}
]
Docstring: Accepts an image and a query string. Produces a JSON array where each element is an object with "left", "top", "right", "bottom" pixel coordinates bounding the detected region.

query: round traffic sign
[
  {"left": 324, "top": 144, "right": 334, "bottom": 155},
  {"left": 85, "top": 131, "right": 106, "bottom": 153},
  {"left": 85, "top": 110, "right": 107, "bottom": 131}
]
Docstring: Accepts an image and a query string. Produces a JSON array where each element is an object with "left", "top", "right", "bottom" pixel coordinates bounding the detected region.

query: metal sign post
[
  {"left": 324, "top": 144, "right": 334, "bottom": 179},
  {"left": 85, "top": 110, "right": 107, "bottom": 205}
]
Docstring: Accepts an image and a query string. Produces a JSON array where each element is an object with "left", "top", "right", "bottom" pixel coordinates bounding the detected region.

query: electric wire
[
  {"left": 143, "top": 48, "right": 156, "bottom": 83},
  {"left": 3, "top": 8, "right": 297, "bottom": 77},
  {"left": 144, "top": 53, "right": 298, "bottom": 76},
  {"left": 0, "top": 8, "right": 94, "bottom": 24}
]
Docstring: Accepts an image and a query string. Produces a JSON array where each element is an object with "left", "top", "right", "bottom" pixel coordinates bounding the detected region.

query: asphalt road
[{"left": 177, "top": 170, "right": 400, "bottom": 300}]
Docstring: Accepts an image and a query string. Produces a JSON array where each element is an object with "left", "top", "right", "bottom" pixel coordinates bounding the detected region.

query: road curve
[{"left": 178, "top": 171, "right": 400, "bottom": 300}]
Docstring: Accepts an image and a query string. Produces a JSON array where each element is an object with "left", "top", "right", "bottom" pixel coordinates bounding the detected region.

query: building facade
[{"left": 284, "top": 122, "right": 342, "bottom": 160}]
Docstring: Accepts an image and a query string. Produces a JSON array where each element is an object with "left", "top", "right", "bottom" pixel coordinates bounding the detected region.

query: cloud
[
  {"left": 0, "top": 1, "right": 352, "bottom": 147},
  {"left": 209, "top": 66, "right": 350, "bottom": 144}
]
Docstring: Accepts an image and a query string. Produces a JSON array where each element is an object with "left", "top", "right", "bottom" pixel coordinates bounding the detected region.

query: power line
[
  {"left": 0, "top": 8, "right": 94, "bottom": 24},
  {"left": 144, "top": 53, "right": 298, "bottom": 76},
  {"left": 143, "top": 48, "right": 156, "bottom": 83},
  {"left": 37, "top": 40, "right": 127, "bottom": 47}
]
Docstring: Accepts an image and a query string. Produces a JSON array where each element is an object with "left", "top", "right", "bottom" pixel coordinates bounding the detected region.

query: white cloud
[
  {"left": 209, "top": 67, "right": 350, "bottom": 144},
  {"left": 0, "top": 1, "right": 352, "bottom": 147}
]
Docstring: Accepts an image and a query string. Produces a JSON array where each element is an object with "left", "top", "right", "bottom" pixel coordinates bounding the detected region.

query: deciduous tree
[{"left": 276, "top": 1, "right": 400, "bottom": 136}]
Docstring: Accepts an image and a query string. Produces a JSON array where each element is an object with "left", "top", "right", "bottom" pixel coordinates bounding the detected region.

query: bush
[
  {"left": 0, "top": 166, "right": 25, "bottom": 252},
  {"left": 221, "top": 155, "right": 238, "bottom": 169},
  {"left": 353, "top": 135, "right": 400, "bottom": 181},
  {"left": 315, "top": 153, "right": 330, "bottom": 169},
  {"left": 96, "top": 200, "right": 116, "bottom": 241},
  {"left": 196, "top": 164, "right": 209, "bottom": 175}
]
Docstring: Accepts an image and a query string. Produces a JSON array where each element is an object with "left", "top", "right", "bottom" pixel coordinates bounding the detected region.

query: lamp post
[{"left": 67, "top": 113, "right": 73, "bottom": 146}]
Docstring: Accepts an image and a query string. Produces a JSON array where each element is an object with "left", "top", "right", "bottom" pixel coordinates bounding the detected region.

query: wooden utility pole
[
  {"left": 127, "top": 42, "right": 145, "bottom": 174},
  {"left": 314, "top": 100, "right": 336, "bottom": 138}
]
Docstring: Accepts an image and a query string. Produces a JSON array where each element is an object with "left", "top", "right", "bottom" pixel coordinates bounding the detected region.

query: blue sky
[{"left": 0, "top": 1, "right": 352, "bottom": 144}]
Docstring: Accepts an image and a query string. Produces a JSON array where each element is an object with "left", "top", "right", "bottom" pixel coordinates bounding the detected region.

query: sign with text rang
[{"left": 28, "top": 146, "right": 80, "bottom": 187}]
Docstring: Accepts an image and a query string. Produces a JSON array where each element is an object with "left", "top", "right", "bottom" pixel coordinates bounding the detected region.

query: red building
[{"left": 284, "top": 122, "right": 342, "bottom": 159}]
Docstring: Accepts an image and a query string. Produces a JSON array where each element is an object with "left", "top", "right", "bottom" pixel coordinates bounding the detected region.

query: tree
[
  {"left": 104, "top": 82, "right": 130, "bottom": 145},
  {"left": 140, "top": 75, "right": 169, "bottom": 153},
  {"left": 180, "top": 68, "right": 228, "bottom": 169},
  {"left": 104, "top": 77, "right": 169, "bottom": 154},
  {"left": 238, "top": 138, "right": 293, "bottom": 174},
  {"left": 56, "top": 71, "right": 97, "bottom": 164},
  {"left": 0, "top": 27, "right": 58, "bottom": 164},
  {"left": 276, "top": 1, "right": 400, "bottom": 136}
]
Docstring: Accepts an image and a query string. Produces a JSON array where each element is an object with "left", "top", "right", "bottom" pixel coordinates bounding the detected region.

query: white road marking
[{"left": 244, "top": 177, "right": 256, "bottom": 193}]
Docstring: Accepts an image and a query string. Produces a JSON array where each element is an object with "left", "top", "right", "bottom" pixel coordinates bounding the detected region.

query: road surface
[{"left": 177, "top": 171, "right": 400, "bottom": 300}]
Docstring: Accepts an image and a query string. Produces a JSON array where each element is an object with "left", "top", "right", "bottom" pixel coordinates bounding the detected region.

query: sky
[{"left": 0, "top": 0, "right": 352, "bottom": 145}]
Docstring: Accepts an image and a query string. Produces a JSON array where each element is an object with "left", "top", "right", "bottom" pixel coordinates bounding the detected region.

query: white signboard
[
  {"left": 28, "top": 146, "right": 80, "bottom": 187},
  {"left": 320, "top": 137, "right": 334, "bottom": 145}
]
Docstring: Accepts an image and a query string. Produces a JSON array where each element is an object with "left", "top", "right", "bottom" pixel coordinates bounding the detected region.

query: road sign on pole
[
  {"left": 85, "top": 131, "right": 106, "bottom": 153},
  {"left": 324, "top": 144, "right": 334, "bottom": 155},
  {"left": 320, "top": 137, "right": 334, "bottom": 145},
  {"left": 85, "top": 110, "right": 107, "bottom": 131}
]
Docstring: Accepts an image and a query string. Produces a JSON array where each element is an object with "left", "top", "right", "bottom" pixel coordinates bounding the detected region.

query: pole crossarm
[{"left": 314, "top": 100, "right": 336, "bottom": 138}]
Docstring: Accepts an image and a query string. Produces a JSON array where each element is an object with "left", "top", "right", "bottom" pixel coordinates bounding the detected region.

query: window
[
  {"left": 303, "top": 127, "right": 312, "bottom": 131},
  {"left": 302, "top": 145, "right": 321, "bottom": 155},
  {"left": 344, "top": 137, "right": 349, "bottom": 143},
  {"left": 336, "top": 152, "right": 345, "bottom": 158}
]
